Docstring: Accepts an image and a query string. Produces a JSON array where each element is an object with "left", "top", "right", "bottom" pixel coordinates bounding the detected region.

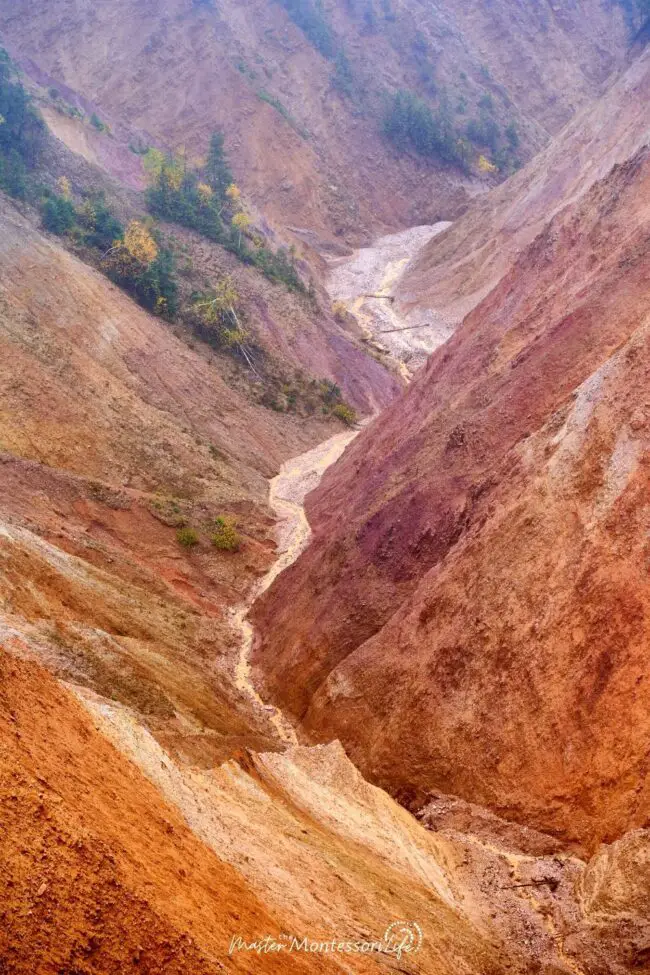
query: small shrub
[
  {"left": 257, "top": 88, "right": 302, "bottom": 132},
  {"left": 332, "top": 300, "right": 348, "bottom": 322},
  {"left": 41, "top": 193, "right": 76, "bottom": 235},
  {"left": 211, "top": 516, "right": 241, "bottom": 551},
  {"left": 505, "top": 122, "right": 519, "bottom": 149},
  {"left": 333, "top": 402, "right": 357, "bottom": 425},
  {"left": 478, "top": 93, "right": 494, "bottom": 112},
  {"left": 176, "top": 526, "right": 200, "bottom": 547},
  {"left": 90, "top": 112, "right": 106, "bottom": 132}
]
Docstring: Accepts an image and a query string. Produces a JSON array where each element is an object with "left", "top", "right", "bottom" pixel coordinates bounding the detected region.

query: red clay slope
[{"left": 253, "top": 145, "right": 650, "bottom": 851}]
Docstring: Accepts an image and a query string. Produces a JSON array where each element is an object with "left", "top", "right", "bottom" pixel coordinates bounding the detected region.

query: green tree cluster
[
  {"left": 0, "top": 48, "right": 45, "bottom": 198},
  {"left": 276, "top": 0, "right": 336, "bottom": 58},
  {"left": 41, "top": 189, "right": 178, "bottom": 319},
  {"left": 383, "top": 89, "right": 469, "bottom": 168},
  {"left": 146, "top": 132, "right": 305, "bottom": 292}
]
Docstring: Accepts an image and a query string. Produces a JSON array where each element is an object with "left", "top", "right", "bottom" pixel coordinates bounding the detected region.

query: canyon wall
[{"left": 253, "top": 126, "right": 650, "bottom": 850}]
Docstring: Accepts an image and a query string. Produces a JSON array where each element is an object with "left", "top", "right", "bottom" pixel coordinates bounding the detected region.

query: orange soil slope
[
  {"left": 0, "top": 651, "right": 341, "bottom": 974},
  {"left": 0, "top": 194, "right": 344, "bottom": 765}
]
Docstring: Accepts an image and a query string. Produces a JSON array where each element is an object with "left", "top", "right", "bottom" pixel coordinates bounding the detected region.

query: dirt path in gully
[{"left": 232, "top": 224, "right": 451, "bottom": 739}]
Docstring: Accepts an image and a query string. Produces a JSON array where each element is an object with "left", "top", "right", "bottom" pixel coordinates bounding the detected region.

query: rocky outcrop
[{"left": 253, "top": 144, "right": 650, "bottom": 850}]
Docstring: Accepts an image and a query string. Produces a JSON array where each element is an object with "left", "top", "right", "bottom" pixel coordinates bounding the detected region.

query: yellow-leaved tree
[
  {"left": 192, "top": 276, "right": 244, "bottom": 347},
  {"left": 231, "top": 210, "right": 251, "bottom": 246},
  {"left": 57, "top": 175, "right": 72, "bottom": 200},
  {"left": 478, "top": 154, "right": 498, "bottom": 174},
  {"left": 197, "top": 182, "right": 213, "bottom": 203},
  {"left": 123, "top": 220, "right": 158, "bottom": 265},
  {"left": 102, "top": 220, "right": 158, "bottom": 282},
  {"left": 143, "top": 148, "right": 184, "bottom": 191},
  {"left": 225, "top": 183, "right": 242, "bottom": 208},
  {"left": 142, "top": 147, "right": 165, "bottom": 182}
]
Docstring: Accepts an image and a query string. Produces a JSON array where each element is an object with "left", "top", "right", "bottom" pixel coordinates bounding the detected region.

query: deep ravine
[
  {"left": 232, "top": 428, "right": 358, "bottom": 745},
  {"left": 229, "top": 225, "right": 444, "bottom": 739}
]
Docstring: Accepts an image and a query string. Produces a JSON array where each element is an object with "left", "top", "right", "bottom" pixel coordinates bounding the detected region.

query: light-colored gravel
[{"left": 327, "top": 224, "right": 453, "bottom": 378}]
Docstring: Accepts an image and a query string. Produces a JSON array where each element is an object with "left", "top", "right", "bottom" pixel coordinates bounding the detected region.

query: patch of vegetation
[
  {"left": 275, "top": 0, "right": 358, "bottom": 100},
  {"left": 90, "top": 112, "right": 107, "bottom": 132},
  {"left": 49, "top": 88, "right": 85, "bottom": 121},
  {"left": 75, "top": 193, "right": 124, "bottom": 250},
  {"left": 383, "top": 89, "right": 470, "bottom": 169},
  {"left": 103, "top": 225, "right": 178, "bottom": 319},
  {"left": 236, "top": 58, "right": 258, "bottom": 81},
  {"left": 177, "top": 525, "right": 200, "bottom": 547},
  {"left": 465, "top": 114, "right": 500, "bottom": 154},
  {"left": 188, "top": 275, "right": 246, "bottom": 350},
  {"left": 0, "top": 48, "right": 46, "bottom": 198},
  {"left": 258, "top": 373, "right": 356, "bottom": 420},
  {"left": 332, "top": 402, "right": 357, "bottom": 425},
  {"left": 411, "top": 30, "right": 437, "bottom": 93},
  {"left": 211, "top": 516, "right": 241, "bottom": 551},
  {"left": 505, "top": 122, "right": 519, "bottom": 150},
  {"left": 256, "top": 89, "right": 308, "bottom": 138},
  {"left": 145, "top": 132, "right": 306, "bottom": 292},
  {"left": 40, "top": 187, "right": 179, "bottom": 319},
  {"left": 129, "top": 140, "right": 150, "bottom": 155},
  {"left": 41, "top": 192, "right": 76, "bottom": 234},
  {"left": 464, "top": 96, "right": 520, "bottom": 172},
  {"left": 276, "top": 0, "right": 336, "bottom": 58},
  {"left": 332, "top": 50, "right": 355, "bottom": 97}
]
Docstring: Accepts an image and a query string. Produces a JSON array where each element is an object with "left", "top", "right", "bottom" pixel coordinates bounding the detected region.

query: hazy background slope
[{"left": 0, "top": 0, "right": 633, "bottom": 241}]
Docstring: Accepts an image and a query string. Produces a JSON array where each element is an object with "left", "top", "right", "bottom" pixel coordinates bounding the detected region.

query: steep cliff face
[
  {"left": 253, "top": 143, "right": 650, "bottom": 850},
  {"left": 0, "top": 0, "right": 633, "bottom": 241}
]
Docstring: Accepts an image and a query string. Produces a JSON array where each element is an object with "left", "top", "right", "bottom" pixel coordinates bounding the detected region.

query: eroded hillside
[
  {"left": 396, "top": 43, "right": 650, "bottom": 327},
  {"left": 252, "top": 138, "right": 650, "bottom": 848},
  {"left": 1, "top": 1, "right": 650, "bottom": 972},
  {"left": 0, "top": 0, "right": 635, "bottom": 240}
]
